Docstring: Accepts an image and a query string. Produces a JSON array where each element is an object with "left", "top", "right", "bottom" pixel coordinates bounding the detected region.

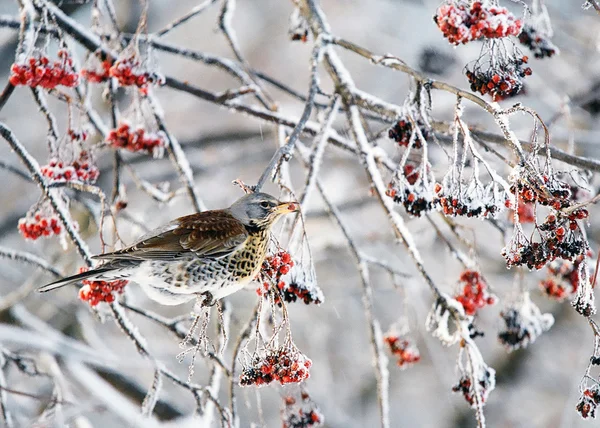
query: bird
[{"left": 39, "top": 192, "right": 299, "bottom": 306}]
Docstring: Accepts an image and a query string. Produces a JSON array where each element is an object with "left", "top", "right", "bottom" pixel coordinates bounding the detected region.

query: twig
[
  {"left": 217, "top": 0, "right": 275, "bottom": 109},
  {"left": 0, "top": 360, "right": 14, "bottom": 428},
  {"left": 155, "top": 0, "right": 218, "bottom": 37},
  {"left": 584, "top": 0, "right": 600, "bottom": 15},
  {"left": 229, "top": 303, "right": 260, "bottom": 427},
  {"left": 0, "top": 247, "right": 61, "bottom": 277},
  {"left": 300, "top": 94, "right": 340, "bottom": 208},
  {"left": 0, "top": 83, "right": 15, "bottom": 113},
  {"left": 254, "top": 38, "right": 325, "bottom": 190},
  {"left": 0, "top": 160, "right": 30, "bottom": 180},
  {"left": 141, "top": 369, "right": 162, "bottom": 418},
  {"left": 30, "top": 87, "right": 60, "bottom": 153},
  {"left": 360, "top": 253, "right": 410, "bottom": 278},
  {"left": 317, "top": 182, "right": 390, "bottom": 428}
]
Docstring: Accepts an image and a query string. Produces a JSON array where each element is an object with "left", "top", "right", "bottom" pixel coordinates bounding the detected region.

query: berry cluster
[
  {"left": 387, "top": 165, "right": 435, "bottom": 217},
  {"left": 106, "top": 122, "right": 166, "bottom": 156},
  {"left": 40, "top": 151, "right": 99, "bottom": 184},
  {"left": 256, "top": 250, "right": 294, "bottom": 299},
  {"left": 518, "top": 25, "right": 558, "bottom": 59},
  {"left": 572, "top": 266, "right": 596, "bottom": 317},
  {"left": 577, "top": 386, "right": 600, "bottom": 420},
  {"left": 68, "top": 128, "right": 90, "bottom": 143},
  {"left": 504, "top": 213, "right": 589, "bottom": 270},
  {"left": 452, "top": 367, "right": 494, "bottom": 407},
  {"left": 434, "top": 1, "right": 522, "bottom": 46},
  {"left": 9, "top": 50, "right": 79, "bottom": 89},
  {"left": 497, "top": 294, "right": 554, "bottom": 351},
  {"left": 282, "top": 391, "right": 324, "bottom": 428},
  {"left": 388, "top": 117, "right": 429, "bottom": 148},
  {"left": 454, "top": 270, "right": 496, "bottom": 316},
  {"left": 383, "top": 333, "right": 421, "bottom": 368},
  {"left": 109, "top": 55, "right": 164, "bottom": 95},
  {"left": 18, "top": 212, "right": 62, "bottom": 240},
  {"left": 81, "top": 58, "right": 112, "bottom": 83},
  {"left": 289, "top": 8, "right": 309, "bottom": 43},
  {"left": 283, "top": 270, "right": 324, "bottom": 305},
  {"left": 539, "top": 258, "right": 579, "bottom": 301},
  {"left": 78, "top": 267, "right": 128, "bottom": 306},
  {"left": 435, "top": 181, "right": 508, "bottom": 219},
  {"left": 511, "top": 176, "right": 572, "bottom": 210},
  {"left": 465, "top": 56, "right": 531, "bottom": 101},
  {"left": 240, "top": 346, "right": 312, "bottom": 387},
  {"left": 501, "top": 240, "right": 546, "bottom": 270}
]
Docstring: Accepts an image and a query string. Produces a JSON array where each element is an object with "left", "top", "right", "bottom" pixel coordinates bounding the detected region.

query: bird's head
[{"left": 229, "top": 192, "right": 299, "bottom": 229}]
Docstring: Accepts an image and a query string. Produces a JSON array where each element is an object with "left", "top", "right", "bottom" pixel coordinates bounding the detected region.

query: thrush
[{"left": 39, "top": 193, "right": 299, "bottom": 305}]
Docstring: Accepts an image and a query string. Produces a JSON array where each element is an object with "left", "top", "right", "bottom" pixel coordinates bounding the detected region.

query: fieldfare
[{"left": 39, "top": 193, "right": 299, "bottom": 305}]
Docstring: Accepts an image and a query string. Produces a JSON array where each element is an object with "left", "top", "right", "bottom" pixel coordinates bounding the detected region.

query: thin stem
[
  {"left": 155, "top": 0, "right": 218, "bottom": 37},
  {"left": 254, "top": 38, "right": 325, "bottom": 191}
]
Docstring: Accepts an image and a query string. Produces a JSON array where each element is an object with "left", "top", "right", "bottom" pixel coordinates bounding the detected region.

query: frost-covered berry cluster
[
  {"left": 289, "top": 7, "right": 309, "bottom": 43},
  {"left": 281, "top": 391, "right": 324, "bottom": 428},
  {"left": 539, "top": 258, "right": 583, "bottom": 301},
  {"left": 383, "top": 332, "right": 421, "bottom": 368},
  {"left": 10, "top": 49, "right": 79, "bottom": 89},
  {"left": 503, "top": 173, "right": 590, "bottom": 270},
  {"left": 518, "top": 24, "right": 558, "bottom": 59},
  {"left": 453, "top": 343, "right": 496, "bottom": 408},
  {"left": 81, "top": 55, "right": 112, "bottom": 83},
  {"left": 577, "top": 386, "right": 600, "bottom": 420},
  {"left": 18, "top": 212, "right": 62, "bottom": 241},
  {"left": 388, "top": 117, "right": 429, "bottom": 148},
  {"left": 240, "top": 345, "right": 312, "bottom": 387},
  {"left": 109, "top": 54, "right": 164, "bottom": 95},
  {"left": 465, "top": 55, "right": 531, "bottom": 101},
  {"left": 257, "top": 250, "right": 294, "bottom": 296},
  {"left": 387, "top": 164, "right": 435, "bottom": 217},
  {"left": 497, "top": 293, "right": 554, "bottom": 351},
  {"left": 257, "top": 251, "right": 324, "bottom": 305},
  {"left": 40, "top": 151, "right": 99, "bottom": 184},
  {"left": 435, "top": 180, "right": 509, "bottom": 219},
  {"left": 454, "top": 270, "right": 496, "bottom": 316},
  {"left": 434, "top": 1, "right": 522, "bottom": 46},
  {"left": 78, "top": 267, "right": 128, "bottom": 306},
  {"left": 106, "top": 122, "right": 166, "bottom": 157}
]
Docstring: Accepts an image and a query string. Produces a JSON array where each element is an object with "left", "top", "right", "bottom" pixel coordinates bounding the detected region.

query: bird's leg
[{"left": 178, "top": 313, "right": 200, "bottom": 350}]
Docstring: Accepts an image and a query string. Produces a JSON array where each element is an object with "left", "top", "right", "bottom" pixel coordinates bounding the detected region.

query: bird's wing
[{"left": 93, "top": 210, "right": 248, "bottom": 261}]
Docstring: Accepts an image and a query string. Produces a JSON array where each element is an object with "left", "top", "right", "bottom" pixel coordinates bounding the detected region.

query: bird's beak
[{"left": 275, "top": 201, "right": 300, "bottom": 214}]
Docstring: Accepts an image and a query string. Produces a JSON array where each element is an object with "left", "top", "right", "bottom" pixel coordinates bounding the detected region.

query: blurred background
[{"left": 0, "top": 0, "right": 600, "bottom": 427}]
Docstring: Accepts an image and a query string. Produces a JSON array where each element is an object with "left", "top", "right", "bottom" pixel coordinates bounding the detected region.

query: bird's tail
[{"left": 38, "top": 265, "right": 115, "bottom": 293}]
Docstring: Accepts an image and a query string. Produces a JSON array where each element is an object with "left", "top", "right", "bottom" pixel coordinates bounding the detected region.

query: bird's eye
[{"left": 260, "top": 201, "right": 270, "bottom": 208}]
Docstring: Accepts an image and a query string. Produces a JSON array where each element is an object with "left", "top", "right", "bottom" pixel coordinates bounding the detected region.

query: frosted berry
[
  {"left": 109, "top": 54, "right": 164, "bottom": 95},
  {"left": 40, "top": 151, "right": 99, "bottom": 184},
  {"left": 77, "top": 267, "right": 128, "bottom": 307},
  {"left": 383, "top": 333, "right": 421, "bottom": 368},
  {"left": 518, "top": 25, "right": 558, "bottom": 59},
  {"left": 106, "top": 122, "right": 166, "bottom": 157},
  {"left": 435, "top": 1, "right": 522, "bottom": 46},
  {"left": 454, "top": 270, "right": 496, "bottom": 316},
  {"left": 240, "top": 345, "right": 311, "bottom": 387},
  {"left": 18, "top": 212, "right": 62, "bottom": 240},
  {"left": 10, "top": 49, "right": 79, "bottom": 89}
]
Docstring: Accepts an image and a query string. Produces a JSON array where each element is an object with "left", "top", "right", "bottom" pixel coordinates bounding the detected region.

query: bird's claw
[{"left": 200, "top": 291, "right": 215, "bottom": 307}]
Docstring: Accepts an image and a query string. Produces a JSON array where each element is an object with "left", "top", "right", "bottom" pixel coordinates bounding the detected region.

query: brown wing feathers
[{"left": 93, "top": 210, "right": 248, "bottom": 262}]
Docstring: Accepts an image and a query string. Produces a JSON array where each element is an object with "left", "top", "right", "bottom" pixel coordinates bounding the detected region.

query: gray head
[{"left": 229, "top": 192, "right": 298, "bottom": 229}]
